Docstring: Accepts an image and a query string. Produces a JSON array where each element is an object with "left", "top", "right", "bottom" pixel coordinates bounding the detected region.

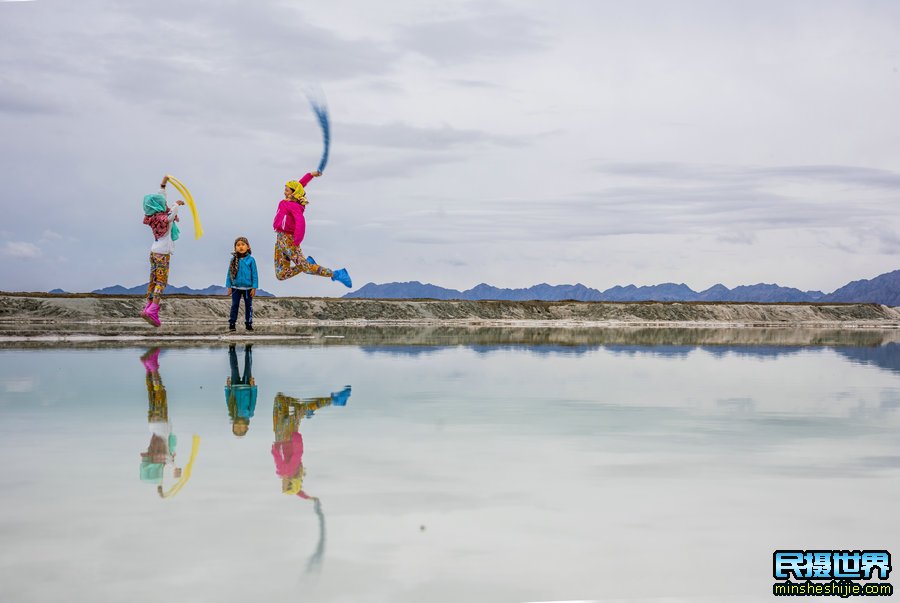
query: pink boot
[
  {"left": 140, "top": 347, "right": 161, "bottom": 372},
  {"left": 142, "top": 302, "right": 161, "bottom": 327},
  {"left": 140, "top": 299, "right": 152, "bottom": 323}
]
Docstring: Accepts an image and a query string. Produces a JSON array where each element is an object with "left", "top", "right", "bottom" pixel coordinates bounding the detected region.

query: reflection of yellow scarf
[
  {"left": 285, "top": 180, "right": 308, "bottom": 205},
  {"left": 158, "top": 435, "right": 201, "bottom": 499}
]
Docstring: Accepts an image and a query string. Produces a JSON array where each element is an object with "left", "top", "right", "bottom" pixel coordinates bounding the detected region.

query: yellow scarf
[{"left": 285, "top": 180, "right": 308, "bottom": 206}]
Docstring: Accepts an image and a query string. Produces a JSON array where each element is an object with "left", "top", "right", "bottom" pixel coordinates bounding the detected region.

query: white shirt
[
  {"left": 149, "top": 420, "right": 172, "bottom": 439},
  {"left": 149, "top": 187, "right": 181, "bottom": 255}
]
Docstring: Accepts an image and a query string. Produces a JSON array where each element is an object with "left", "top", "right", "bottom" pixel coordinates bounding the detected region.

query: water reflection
[
  {"left": 138, "top": 347, "right": 200, "bottom": 498},
  {"left": 360, "top": 341, "right": 900, "bottom": 375},
  {"left": 225, "top": 344, "right": 257, "bottom": 437},
  {"left": 3, "top": 339, "right": 899, "bottom": 601},
  {"left": 272, "top": 387, "right": 351, "bottom": 573}
]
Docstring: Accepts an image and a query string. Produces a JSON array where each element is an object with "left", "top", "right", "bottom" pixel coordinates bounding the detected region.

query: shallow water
[{"left": 0, "top": 338, "right": 898, "bottom": 602}]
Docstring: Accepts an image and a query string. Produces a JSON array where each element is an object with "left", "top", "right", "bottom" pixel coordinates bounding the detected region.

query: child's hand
[
  {"left": 175, "top": 200, "right": 185, "bottom": 206},
  {"left": 311, "top": 170, "right": 322, "bottom": 177},
  {"left": 250, "top": 288, "right": 256, "bottom": 297},
  {"left": 227, "top": 288, "right": 232, "bottom": 295},
  {"left": 161, "top": 175, "right": 169, "bottom": 187}
]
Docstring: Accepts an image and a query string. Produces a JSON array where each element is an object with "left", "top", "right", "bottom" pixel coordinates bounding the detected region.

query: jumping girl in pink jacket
[{"left": 273, "top": 170, "right": 351, "bottom": 288}]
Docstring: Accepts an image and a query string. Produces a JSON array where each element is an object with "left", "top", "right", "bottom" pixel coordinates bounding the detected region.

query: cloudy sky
[{"left": 2, "top": 0, "right": 900, "bottom": 296}]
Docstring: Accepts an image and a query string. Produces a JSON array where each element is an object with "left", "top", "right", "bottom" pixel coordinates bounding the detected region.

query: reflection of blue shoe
[
  {"left": 331, "top": 386, "right": 351, "bottom": 406},
  {"left": 306, "top": 256, "right": 316, "bottom": 266},
  {"left": 331, "top": 268, "right": 352, "bottom": 288}
]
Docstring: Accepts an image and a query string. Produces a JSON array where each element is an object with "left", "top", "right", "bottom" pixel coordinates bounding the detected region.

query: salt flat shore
[{"left": 1, "top": 293, "right": 898, "bottom": 347}]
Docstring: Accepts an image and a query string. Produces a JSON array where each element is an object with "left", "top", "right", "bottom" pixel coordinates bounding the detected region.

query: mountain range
[
  {"left": 85, "top": 284, "right": 274, "bottom": 297},
  {"left": 48, "top": 269, "right": 900, "bottom": 306},
  {"left": 342, "top": 269, "right": 900, "bottom": 306}
]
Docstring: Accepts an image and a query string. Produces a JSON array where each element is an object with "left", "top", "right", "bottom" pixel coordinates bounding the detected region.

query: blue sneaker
[
  {"left": 306, "top": 255, "right": 316, "bottom": 266},
  {"left": 331, "top": 268, "right": 352, "bottom": 288},
  {"left": 330, "top": 386, "right": 351, "bottom": 407}
]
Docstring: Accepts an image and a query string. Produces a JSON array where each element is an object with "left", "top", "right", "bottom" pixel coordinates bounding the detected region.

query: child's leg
[
  {"left": 274, "top": 393, "right": 295, "bottom": 437},
  {"left": 244, "top": 290, "right": 253, "bottom": 326},
  {"left": 274, "top": 232, "right": 333, "bottom": 280},
  {"left": 274, "top": 232, "right": 302, "bottom": 280},
  {"left": 149, "top": 253, "right": 170, "bottom": 304},
  {"left": 146, "top": 256, "right": 155, "bottom": 301},
  {"left": 146, "top": 373, "right": 168, "bottom": 422},
  {"left": 229, "top": 344, "right": 240, "bottom": 384},
  {"left": 300, "top": 252, "right": 334, "bottom": 278},
  {"left": 229, "top": 290, "right": 241, "bottom": 325},
  {"left": 297, "top": 396, "right": 333, "bottom": 416},
  {"left": 243, "top": 344, "right": 252, "bottom": 383},
  {"left": 146, "top": 254, "right": 160, "bottom": 301}
]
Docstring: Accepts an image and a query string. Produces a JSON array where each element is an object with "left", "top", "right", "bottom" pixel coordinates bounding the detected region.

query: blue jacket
[
  {"left": 226, "top": 255, "right": 258, "bottom": 289},
  {"left": 225, "top": 385, "right": 258, "bottom": 419}
]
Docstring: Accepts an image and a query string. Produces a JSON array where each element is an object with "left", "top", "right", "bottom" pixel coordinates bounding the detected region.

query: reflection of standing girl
[{"left": 225, "top": 344, "right": 257, "bottom": 437}]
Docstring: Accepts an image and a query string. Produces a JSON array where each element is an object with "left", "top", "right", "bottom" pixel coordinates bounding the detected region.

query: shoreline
[
  {"left": 2, "top": 293, "right": 898, "bottom": 321},
  {"left": 1, "top": 293, "right": 899, "bottom": 348}
]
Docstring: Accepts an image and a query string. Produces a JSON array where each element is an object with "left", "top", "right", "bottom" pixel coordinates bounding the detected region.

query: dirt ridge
[{"left": 0, "top": 294, "right": 898, "bottom": 330}]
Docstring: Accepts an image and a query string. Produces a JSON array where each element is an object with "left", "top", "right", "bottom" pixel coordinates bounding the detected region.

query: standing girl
[
  {"left": 226, "top": 236, "right": 258, "bottom": 331},
  {"left": 273, "top": 170, "right": 352, "bottom": 288},
  {"left": 141, "top": 175, "right": 184, "bottom": 327}
]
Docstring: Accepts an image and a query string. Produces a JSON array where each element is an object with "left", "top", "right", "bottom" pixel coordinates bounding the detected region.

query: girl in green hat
[{"left": 141, "top": 175, "right": 185, "bottom": 327}]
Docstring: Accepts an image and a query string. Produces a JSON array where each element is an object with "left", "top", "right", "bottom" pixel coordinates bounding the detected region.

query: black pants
[
  {"left": 229, "top": 289, "right": 253, "bottom": 325},
  {"left": 229, "top": 344, "right": 253, "bottom": 384}
]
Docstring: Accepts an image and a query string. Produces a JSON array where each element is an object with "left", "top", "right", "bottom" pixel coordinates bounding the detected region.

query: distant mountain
[
  {"left": 821, "top": 269, "right": 900, "bottom": 306},
  {"left": 91, "top": 283, "right": 274, "bottom": 297},
  {"left": 601, "top": 283, "right": 697, "bottom": 302},
  {"left": 347, "top": 281, "right": 460, "bottom": 300},
  {"left": 697, "top": 284, "right": 825, "bottom": 303},
  {"left": 343, "top": 281, "right": 828, "bottom": 302},
  {"left": 59, "top": 269, "right": 900, "bottom": 305},
  {"left": 346, "top": 281, "right": 605, "bottom": 301},
  {"left": 344, "top": 272, "right": 900, "bottom": 304}
]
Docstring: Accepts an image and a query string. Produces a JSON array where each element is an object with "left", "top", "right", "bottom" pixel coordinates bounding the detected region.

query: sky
[{"left": 2, "top": 0, "right": 900, "bottom": 296}]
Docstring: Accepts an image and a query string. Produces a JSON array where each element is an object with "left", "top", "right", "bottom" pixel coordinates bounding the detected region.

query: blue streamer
[{"left": 309, "top": 100, "right": 330, "bottom": 174}]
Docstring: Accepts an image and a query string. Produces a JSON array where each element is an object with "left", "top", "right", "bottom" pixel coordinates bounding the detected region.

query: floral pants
[
  {"left": 146, "top": 252, "right": 170, "bottom": 300},
  {"left": 274, "top": 232, "right": 333, "bottom": 281},
  {"left": 273, "top": 393, "right": 333, "bottom": 441},
  {"left": 146, "top": 373, "right": 168, "bottom": 423}
]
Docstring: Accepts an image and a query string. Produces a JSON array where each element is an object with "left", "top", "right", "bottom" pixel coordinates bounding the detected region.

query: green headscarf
[
  {"left": 143, "top": 193, "right": 180, "bottom": 241},
  {"left": 140, "top": 461, "right": 165, "bottom": 484},
  {"left": 139, "top": 433, "right": 177, "bottom": 484}
]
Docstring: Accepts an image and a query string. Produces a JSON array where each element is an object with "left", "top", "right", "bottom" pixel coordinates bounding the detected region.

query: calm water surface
[{"left": 0, "top": 338, "right": 898, "bottom": 602}]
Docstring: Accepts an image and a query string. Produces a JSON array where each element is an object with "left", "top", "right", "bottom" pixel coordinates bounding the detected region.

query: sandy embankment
[{"left": 0, "top": 293, "right": 898, "bottom": 345}]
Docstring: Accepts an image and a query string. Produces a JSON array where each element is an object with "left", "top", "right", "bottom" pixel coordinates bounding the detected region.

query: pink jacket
[
  {"left": 272, "top": 431, "right": 304, "bottom": 477},
  {"left": 272, "top": 173, "right": 314, "bottom": 244}
]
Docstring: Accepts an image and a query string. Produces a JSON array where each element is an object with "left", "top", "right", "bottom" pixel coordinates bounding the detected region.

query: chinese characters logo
[{"left": 772, "top": 550, "right": 892, "bottom": 597}]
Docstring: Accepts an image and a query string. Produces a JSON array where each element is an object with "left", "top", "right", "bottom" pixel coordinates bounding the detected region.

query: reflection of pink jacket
[
  {"left": 272, "top": 432, "right": 304, "bottom": 476},
  {"left": 272, "top": 432, "right": 311, "bottom": 499},
  {"left": 272, "top": 173, "right": 314, "bottom": 244}
]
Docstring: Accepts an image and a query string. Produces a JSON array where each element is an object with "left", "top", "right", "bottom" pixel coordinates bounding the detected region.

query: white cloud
[
  {"left": 1, "top": 1, "right": 899, "bottom": 294},
  {"left": 5, "top": 241, "right": 41, "bottom": 259},
  {"left": 39, "top": 229, "right": 62, "bottom": 242}
]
